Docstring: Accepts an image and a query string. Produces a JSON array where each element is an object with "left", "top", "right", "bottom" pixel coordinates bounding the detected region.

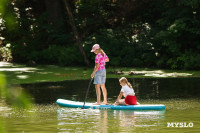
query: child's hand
[{"left": 91, "top": 73, "right": 95, "bottom": 78}]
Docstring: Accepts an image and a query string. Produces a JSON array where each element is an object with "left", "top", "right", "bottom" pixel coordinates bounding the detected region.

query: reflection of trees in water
[
  {"left": 152, "top": 80, "right": 159, "bottom": 98},
  {"left": 20, "top": 78, "right": 200, "bottom": 104},
  {"left": 131, "top": 78, "right": 200, "bottom": 99}
]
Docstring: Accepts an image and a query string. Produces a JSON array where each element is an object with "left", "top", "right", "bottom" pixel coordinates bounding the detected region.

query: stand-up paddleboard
[{"left": 56, "top": 99, "right": 166, "bottom": 110}]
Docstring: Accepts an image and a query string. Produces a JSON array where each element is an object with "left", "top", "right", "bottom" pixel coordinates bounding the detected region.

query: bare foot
[
  {"left": 93, "top": 102, "right": 101, "bottom": 105},
  {"left": 101, "top": 102, "right": 108, "bottom": 105},
  {"left": 136, "top": 102, "right": 140, "bottom": 105}
]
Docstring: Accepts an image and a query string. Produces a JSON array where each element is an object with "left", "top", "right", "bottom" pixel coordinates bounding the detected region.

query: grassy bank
[{"left": 0, "top": 62, "right": 199, "bottom": 84}]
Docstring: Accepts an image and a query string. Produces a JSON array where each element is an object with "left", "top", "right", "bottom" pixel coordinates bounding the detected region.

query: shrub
[
  {"left": 0, "top": 43, "right": 12, "bottom": 62},
  {"left": 38, "top": 45, "right": 83, "bottom": 66}
]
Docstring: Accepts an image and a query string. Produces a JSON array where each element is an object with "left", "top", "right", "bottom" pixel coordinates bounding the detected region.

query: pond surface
[{"left": 1, "top": 78, "right": 200, "bottom": 132}]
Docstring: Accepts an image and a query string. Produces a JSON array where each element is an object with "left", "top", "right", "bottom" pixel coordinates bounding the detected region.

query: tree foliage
[{"left": 0, "top": 0, "right": 200, "bottom": 69}]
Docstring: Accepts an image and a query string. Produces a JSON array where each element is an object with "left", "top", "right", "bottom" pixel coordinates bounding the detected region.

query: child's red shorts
[{"left": 125, "top": 95, "right": 137, "bottom": 105}]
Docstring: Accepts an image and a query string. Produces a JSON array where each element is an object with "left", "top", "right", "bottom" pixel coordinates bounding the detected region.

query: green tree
[
  {"left": 1, "top": 0, "right": 200, "bottom": 70},
  {"left": 155, "top": 0, "right": 200, "bottom": 69}
]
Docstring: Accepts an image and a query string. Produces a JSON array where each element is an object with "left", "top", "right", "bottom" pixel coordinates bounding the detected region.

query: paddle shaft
[{"left": 82, "top": 78, "right": 93, "bottom": 109}]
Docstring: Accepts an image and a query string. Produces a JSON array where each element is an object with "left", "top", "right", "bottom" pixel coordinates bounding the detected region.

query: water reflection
[
  {"left": 1, "top": 98, "right": 199, "bottom": 132},
  {"left": 57, "top": 108, "right": 165, "bottom": 132},
  {"left": 57, "top": 108, "right": 101, "bottom": 132},
  {"left": 21, "top": 78, "right": 200, "bottom": 104}
]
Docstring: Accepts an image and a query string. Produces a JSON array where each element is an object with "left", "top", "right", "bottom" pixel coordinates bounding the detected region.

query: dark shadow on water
[{"left": 20, "top": 78, "right": 200, "bottom": 104}]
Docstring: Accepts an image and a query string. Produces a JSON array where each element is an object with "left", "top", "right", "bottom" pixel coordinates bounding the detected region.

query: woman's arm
[
  {"left": 104, "top": 52, "right": 109, "bottom": 62},
  {"left": 91, "top": 63, "right": 99, "bottom": 78}
]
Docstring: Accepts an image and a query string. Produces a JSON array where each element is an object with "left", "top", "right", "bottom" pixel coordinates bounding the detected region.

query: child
[
  {"left": 115, "top": 77, "right": 139, "bottom": 105},
  {"left": 91, "top": 44, "right": 109, "bottom": 105}
]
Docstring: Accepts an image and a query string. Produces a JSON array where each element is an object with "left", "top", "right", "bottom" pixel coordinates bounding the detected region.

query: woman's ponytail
[{"left": 99, "top": 48, "right": 105, "bottom": 57}]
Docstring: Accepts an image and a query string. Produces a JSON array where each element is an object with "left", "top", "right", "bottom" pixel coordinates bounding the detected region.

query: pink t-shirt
[{"left": 95, "top": 53, "right": 108, "bottom": 71}]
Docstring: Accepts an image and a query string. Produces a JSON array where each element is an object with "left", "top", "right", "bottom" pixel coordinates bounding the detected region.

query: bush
[
  {"left": 0, "top": 43, "right": 12, "bottom": 62},
  {"left": 38, "top": 45, "right": 83, "bottom": 66}
]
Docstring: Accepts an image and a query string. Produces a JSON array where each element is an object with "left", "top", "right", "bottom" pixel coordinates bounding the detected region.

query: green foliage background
[{"left": 0, "top": 0, "right": 200, "bottom": 69}]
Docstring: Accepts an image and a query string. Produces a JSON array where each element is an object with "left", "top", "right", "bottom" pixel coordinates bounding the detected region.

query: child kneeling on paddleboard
[{"left": 115, "top": 77, "right": 139, "bottom": 105}]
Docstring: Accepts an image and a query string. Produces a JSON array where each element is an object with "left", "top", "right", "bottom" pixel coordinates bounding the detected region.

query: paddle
[{"left": 82, "top": 78, "right": 93, "bottom": 109}]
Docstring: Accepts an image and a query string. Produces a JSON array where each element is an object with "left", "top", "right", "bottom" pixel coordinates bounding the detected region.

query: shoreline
[{"left": 0, "top": 62, "right": 199, "bottom": 84}]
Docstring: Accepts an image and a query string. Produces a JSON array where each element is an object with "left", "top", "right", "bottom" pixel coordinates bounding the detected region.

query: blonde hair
[
  {"left": 96, "top": 48, "right": 105, "bottom": 56},
  {"left": 119, "top": 77, "right": 133, "bottom": 88}
]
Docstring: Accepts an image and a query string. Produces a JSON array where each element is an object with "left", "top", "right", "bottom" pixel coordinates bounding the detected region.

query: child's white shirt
[{"left": 121, "top": 84, "right": 135, "bottom": 97}]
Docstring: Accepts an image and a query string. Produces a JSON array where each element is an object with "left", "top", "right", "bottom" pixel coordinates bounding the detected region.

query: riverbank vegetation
[{"left": 0, "top": 0, "right": 200, "bottom": 70}]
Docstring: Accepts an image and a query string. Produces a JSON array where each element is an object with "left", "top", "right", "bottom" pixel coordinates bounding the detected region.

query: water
[{"left": 1, "top": 78, "right": 200, "bottom": 132}]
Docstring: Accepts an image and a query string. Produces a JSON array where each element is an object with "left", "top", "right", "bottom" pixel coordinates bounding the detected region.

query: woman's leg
[
  {"left": 95, "top": 84, "right": 101, "bottom": 104},
  {"left": 101, "top": 84, "right": 107, "bottom": 104}
]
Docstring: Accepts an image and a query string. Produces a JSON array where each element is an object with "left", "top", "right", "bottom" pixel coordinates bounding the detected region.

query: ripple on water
[{"left": 1, "top": 98, "right": 200, "bottom": 132}]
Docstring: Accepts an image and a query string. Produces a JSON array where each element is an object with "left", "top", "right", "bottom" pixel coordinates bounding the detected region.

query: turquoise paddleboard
[{"left": 56, "top": 99, "right": 166, "bottom": 110}]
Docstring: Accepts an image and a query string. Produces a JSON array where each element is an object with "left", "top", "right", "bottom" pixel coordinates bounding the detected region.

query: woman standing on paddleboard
[{"left": 91, "top": 44, "right": 109, "bottom": 105}]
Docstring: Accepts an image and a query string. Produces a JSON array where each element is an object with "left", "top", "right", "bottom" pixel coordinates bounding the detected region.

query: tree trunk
[
  {"left": 44, "top": 0, "right": 63, "bottom": 32},
  {"left": 63, "top": 0, "right": 90, "bottom": 66}
]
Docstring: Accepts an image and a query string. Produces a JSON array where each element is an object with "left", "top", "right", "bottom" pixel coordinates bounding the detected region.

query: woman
[{"left": 91, "top": 44, "right": 109, "bottom": 105}]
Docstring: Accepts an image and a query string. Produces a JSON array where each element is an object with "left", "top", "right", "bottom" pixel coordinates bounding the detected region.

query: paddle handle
[{"left": 82, "top": 78, "right": 93, "bottom": 109}]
